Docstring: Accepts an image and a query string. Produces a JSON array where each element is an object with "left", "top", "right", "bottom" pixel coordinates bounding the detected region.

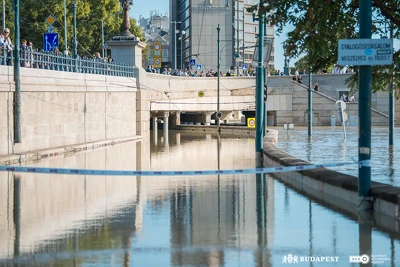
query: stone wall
[{"left": 0, "top": 66, "right": 138, "bottom": 156}]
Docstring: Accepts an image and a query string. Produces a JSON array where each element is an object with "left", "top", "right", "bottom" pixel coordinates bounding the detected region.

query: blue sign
[
  {"left": 242, "top": 64, "right": 247, "bottom": 70},
  {"left": 190, "top": 59, "right": 196, "bottom": 66},
  {"left": 43, "top": 33, "right": 59, "bottom": 52},
  {"left": 196, "top": 64, "right": 202, "bottom": 70}
]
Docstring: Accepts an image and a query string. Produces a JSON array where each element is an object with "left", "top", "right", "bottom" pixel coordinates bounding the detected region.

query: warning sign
[{"left": 338, "top": 39, "right": 393, "bottom": 66}]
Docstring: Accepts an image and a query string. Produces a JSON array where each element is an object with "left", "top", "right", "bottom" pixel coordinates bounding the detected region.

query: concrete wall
[{"left": 0, "top": 66, "right": 138, "bottom": 156}]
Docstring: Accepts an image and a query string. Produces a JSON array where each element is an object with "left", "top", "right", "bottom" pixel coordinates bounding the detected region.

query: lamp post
[
  {"left": 101, "top": 20, "right": 105, "bottom": 58},
  {"left": 242, "top": 7, "right": 245, "bottom": 71},
  {"left": 235, "top": 0, "right": 240, "bottom": 76},
  {"left": 171, "top": 21, "right": 182, "bottom": 70},
  {"left": 389, "top": 23, "right": 394, "bottom": 147},
  {"left": 217, "top": 24, "right": 221, "bottom": 133},
  {"left": 72, "top": 1, "right": 77, "bottom": 59},
  {"left": 255, "top": 4, "right": 264, "bottom": 161},
  {"left": 178, "top": 30, "right": 186, "bottom": 69},
  {"left": 358, "top": 0, "right": 372, "bottom": 201},
  {"left": 118, "top": 0, "right": 134, "bottom": 36},
  {"left": 13, "top": 0, "right": 21, "bottom": 143},
  {"left": 64, "top": 0, "right": 68, "bottom": 53},
  {"left": 283, "top": 43, "right": 289, "bottom": 75},
  {"left": 2, "top": 0, "right": 4, "bottom": 31}
]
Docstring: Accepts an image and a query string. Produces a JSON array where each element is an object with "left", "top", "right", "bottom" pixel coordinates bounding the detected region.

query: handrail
[
  {"left": 292, "top": 80, "right": 389, "bottom": 118},
  {"left": 0, "top": 48, "right": 135, "bottom": 78}
]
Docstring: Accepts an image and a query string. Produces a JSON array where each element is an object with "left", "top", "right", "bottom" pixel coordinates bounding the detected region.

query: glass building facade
[{"left": 169, "top": 0, "right": 275, "bottom": 74}]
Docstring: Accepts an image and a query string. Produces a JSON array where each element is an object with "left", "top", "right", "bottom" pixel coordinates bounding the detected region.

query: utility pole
[
  {"left": 236, "top": 0, "right": 240, "bottom": 76},
  {"left": 358, "top": 0, "right": 372, "bottom": 201},
  {"left": 64, "top": 0, "right": 68, "bottom": 53},
  {"left": 255, "top": 3, "right": 264, "bottom": 161},
  {"left": 102, "top": 20, "right": 105, "bottom": 58},
  {"left": 171, "top": 21, "right": 181, "bottom": 70},
  {"left": 217, "top": 24, "right": 221, "bottom": 133},
  {"left": 389, "top": 23, "right": 394, "bottom": 147},
  {"left": 72, "top": 1, "right": 77, "bottom": 59},
  {"left": 307, "top": 68, "right": 312, "bottom": 136},
  {"left": 242, "top": 7, "right": 245, "bottom": 71},
  {"left": 13, "top": 0, "right": 21, "bottom": 143},
  {"left": 2, "top": 0, "right": 5, "bottom": 31}
]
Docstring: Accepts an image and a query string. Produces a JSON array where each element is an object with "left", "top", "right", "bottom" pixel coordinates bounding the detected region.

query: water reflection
[{"left": 0, "top": 131, "right": 399, "bottom": 266}]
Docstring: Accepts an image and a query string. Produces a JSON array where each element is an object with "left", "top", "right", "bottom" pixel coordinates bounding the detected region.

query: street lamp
[
  {"left": 118, "top": 0, "right": 134, "bottom": 36},
  {"left": 235, "top": 0, "right": 241, "bottom": 76},
  {"left": 72, "top": 1, "right": 77, "bottom": 59},
  {"left": 171, "top": 21, "right": 182, "bottom": 70},
  {"left": 178, "top": 30, "right": 186, "bottom": 69},
  {"left": 283, "top": 42, "right": 289, "bottom": 75}
]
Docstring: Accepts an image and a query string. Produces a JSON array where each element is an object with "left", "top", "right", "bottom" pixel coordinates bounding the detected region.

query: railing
[{"left": 0, "top": 48, "right": 135, "bottom": 78}]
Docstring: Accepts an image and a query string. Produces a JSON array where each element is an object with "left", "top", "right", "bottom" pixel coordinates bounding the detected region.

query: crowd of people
[
  {"left": 340, "top": 93, "right": 356, "bottom": 102},
  {"left": 146, "top": 66, "right": 257, "bottom": 77}
]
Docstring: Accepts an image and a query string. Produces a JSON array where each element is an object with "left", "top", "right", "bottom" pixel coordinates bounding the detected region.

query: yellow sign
[
  {"left": 46, "top": 15, "right": 56, "bottom": 25},
  {"left": 153, "top": 42, "right": 162, "bottom": 68},
  {"left": 154, "top": 57, "right": 162, "bottom": 68},
  {"left": 247, "top": 118, "right": 256, "bottom": 128},
  {"left": 198, "top": 91, "right": 204, "bottom": 97}
]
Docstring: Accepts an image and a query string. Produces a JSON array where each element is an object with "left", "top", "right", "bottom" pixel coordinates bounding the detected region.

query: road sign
[
  {"left": 47, "top": 25, "right": 54, "bottom": 33},
  {"left": 43, "top": 33, "right": 59, "bottom": 52},
  {"left": 247, "top": 118, "right": 256, "bottom": 128},
  {"left": 154, "top": 57, "right": 162, "bottom": 68},
  {"left": 196, "top": 64, "right": 202, "bottom": 70},
  {"left": 242, "top": 64, "right": 247, "bottom": 70},
  {"left": 46, "top": 15, "right": 56, "bottom": 25},
  {"left": 338, "top": 39, "right": 393, "bottom": 66},
  {"left": 190, "top": 59, "right": 196, "bottom": 66}
]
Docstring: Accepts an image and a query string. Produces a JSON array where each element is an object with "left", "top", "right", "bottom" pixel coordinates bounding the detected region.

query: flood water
[
  {"left": 0, "top": 130, "right": 399, "bottom": 266},
  {"left": 276, "top": 126, "right": 400, "bottom": 186}
]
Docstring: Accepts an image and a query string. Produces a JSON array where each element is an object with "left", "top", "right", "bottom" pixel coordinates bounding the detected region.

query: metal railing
[{"left": 0, "top": 48, "right": 135, "bottom": 78}]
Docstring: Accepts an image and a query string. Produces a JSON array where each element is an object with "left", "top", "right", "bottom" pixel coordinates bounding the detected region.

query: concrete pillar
[
  {"left": 152, "top": 117, "right": 158, "bottom": 132},
  {"left": 163, "top": 112, "right": 169, "bottom": 140},
  {"left": 203, "top": 112, "right": 214, "bottom": 126},
  {"left": 106, "top": 35, "right": 148, "bottom": 137},
  {"left": 170, "top": 112, "right": 181, "bottom": 128}
]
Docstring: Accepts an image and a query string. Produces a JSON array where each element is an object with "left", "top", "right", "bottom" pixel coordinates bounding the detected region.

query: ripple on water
[{"left": 275, "top": 126, "right": 400, "bottom": 187}]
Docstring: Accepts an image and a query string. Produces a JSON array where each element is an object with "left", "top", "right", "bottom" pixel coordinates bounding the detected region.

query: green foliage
[
  {"left": 247, "top": 0, "right": 400, "bottom": 96},
  {"left": 4, "top": 0, "right": 144, "bottom": 59}
]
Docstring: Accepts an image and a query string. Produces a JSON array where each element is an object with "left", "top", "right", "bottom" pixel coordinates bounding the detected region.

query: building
[
  {"left": 141, "top": 13, "right": 171, "bottom": 70},
  {"left": 169, "top": 0, "right": 274, "bottom": 75}
]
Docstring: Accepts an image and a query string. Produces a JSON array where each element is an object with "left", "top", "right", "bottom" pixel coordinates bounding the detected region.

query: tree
[{"left": 247, "top": 0, "right": 400, "bottom": 94}]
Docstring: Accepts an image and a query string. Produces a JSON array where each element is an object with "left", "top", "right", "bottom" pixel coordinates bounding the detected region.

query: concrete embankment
[
  {"left": 0, "top": 136, "right": 140, "bottom": 166},
  {"left": 263, "top": 129, "right": 400, "bottom": 226}
]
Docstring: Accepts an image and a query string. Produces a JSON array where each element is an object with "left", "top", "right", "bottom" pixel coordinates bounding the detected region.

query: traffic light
[{"left": 263, "top": 84, "right": 267, "bottom": 102}]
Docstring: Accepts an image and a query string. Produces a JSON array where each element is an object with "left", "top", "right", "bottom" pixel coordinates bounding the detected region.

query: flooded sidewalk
[{"left": 274, "top": 126, "right": 400, "bottom": 186}]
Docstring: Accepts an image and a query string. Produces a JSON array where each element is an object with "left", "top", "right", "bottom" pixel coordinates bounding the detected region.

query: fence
[{"left": 0, "top": 48, "right": 135, "bottom": 78}]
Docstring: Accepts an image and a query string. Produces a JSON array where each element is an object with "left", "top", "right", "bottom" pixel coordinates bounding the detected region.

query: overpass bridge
[{"left": 141, "top": 71, "right": 398, "bottom": 128}]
